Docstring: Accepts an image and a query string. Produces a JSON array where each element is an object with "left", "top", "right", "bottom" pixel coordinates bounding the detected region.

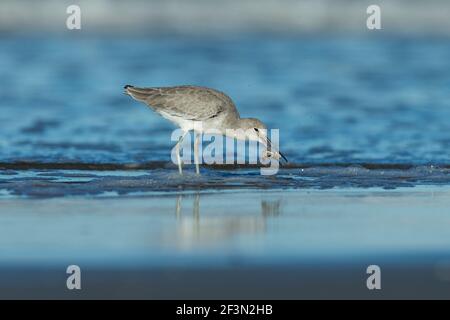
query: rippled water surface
[
  {"left": 1, "top": 36, "right": 450, "bottom": 165},
  {"left": 1, "top": 36, "right": 450, "bottom": 195}
]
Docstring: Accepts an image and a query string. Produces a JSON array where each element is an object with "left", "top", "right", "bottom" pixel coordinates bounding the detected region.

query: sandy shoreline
[{"left": 1, "top": 187, "right": 450, "bottom": 298}]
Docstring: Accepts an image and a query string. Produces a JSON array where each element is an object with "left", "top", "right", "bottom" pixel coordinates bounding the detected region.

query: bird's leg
[
  {"left": 194, "top": 132, "right": 201, "bottom": 175},
  {"left": 175, "top": 131, "right": 188, "bottom": 175},
  {"left": 176, "top": 137, "right": 183, "bottom": 175}
]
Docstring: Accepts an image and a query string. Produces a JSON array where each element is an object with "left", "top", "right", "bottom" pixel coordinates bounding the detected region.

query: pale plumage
[{"left": 124, "top": 85, "right": 286, "bottom": 174}]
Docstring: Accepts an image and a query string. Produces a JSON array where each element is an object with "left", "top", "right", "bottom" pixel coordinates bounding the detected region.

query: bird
[{"left": 124, "top": 85, "right": 287, "bottom": 175}]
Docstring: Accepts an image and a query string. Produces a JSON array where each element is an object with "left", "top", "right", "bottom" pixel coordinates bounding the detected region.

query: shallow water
[
  {"left": 1, "top": 36, "right": 450, "bottom": 195},
  {"left": 1, "top": 36, "right": 450, "bottom": 298},
  {"left": 1, "top": 36, "right": 450, "bottom": 165},
  {"left": 3, "top": 188, "right": 450, "bottom": 266},
  {"left": 1, "top": 165, "right": 450, "bottom": 198},
  {"left": 1, "top": 188, "right": 450, "bottom": 298}
]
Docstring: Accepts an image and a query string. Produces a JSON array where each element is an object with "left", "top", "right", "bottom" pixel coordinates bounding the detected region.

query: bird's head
[{"left": 236, "top": 118, "right": 288, "bottom": 163}]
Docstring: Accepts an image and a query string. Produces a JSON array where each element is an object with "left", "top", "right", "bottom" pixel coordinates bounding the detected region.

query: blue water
[
  {"left": 1, "top": 36, "right": 450, "bottom": 196},
  {"left": 1, "top": 36, "right": 450, "bottom": 165}
]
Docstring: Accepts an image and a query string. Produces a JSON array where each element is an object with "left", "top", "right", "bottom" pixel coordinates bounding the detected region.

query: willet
[{"left": 124, "top": 85, "right": 287, "bottom": 174}]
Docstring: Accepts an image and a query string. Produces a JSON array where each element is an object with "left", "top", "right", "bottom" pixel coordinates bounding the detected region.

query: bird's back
[{"left": 124, "top": 85, "right": 240, "bottom": 121}]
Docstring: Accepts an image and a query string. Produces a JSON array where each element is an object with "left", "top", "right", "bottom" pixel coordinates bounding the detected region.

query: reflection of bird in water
[
  {"left": 166, "top": 193, "right": 282, "bottom": 248},
  {"left": 176, "top": 193, "right": 199, "bottom": 221},
  {"left": 261, "top": 200, "right": 282, "bottom": 217},
  {"left": 124, "top": 85, "right": 287, "bottom": 175}
]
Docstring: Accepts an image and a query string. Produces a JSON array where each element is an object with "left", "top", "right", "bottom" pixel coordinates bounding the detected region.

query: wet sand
[{"left": 1, "top": 187, "right": 450, "bottom": 299}]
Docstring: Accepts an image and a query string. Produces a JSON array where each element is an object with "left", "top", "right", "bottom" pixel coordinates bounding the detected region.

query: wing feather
[{"left": 126, "top": 85, "right": 238, "bottom": 121}]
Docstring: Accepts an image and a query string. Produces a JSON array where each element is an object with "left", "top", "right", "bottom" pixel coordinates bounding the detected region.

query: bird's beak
[
  {"left": 278, "top": 150, "right": 289, "bottom": 163},
  {"left": 260, "top": 134, "right": 288, "bottom": 163}
]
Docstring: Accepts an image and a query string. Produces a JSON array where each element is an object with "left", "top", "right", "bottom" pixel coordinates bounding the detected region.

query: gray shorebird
[{"left": 124, "top": 85, "right": 287, "bottom": 174}]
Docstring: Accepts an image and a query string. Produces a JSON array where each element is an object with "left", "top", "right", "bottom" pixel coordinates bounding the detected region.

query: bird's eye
[{"left": 254, "top": 128, "right": 259, "bottom": 132}]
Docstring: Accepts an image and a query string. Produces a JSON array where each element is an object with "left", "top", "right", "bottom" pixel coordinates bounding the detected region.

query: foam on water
[{"left": 1, "top": 164, "right": 449, "bottom": 198}]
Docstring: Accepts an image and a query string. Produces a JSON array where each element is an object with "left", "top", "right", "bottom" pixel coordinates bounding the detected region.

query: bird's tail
[{"left": 124, "top": 85, "right": 154, "bottom": 102}]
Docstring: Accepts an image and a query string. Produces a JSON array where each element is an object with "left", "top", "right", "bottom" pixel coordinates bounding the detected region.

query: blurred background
[{"left": 1, "top": 0, "right": 450, "bottom": 36}]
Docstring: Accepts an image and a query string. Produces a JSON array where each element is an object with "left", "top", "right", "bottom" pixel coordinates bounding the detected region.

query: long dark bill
[{"left": 266, "top": 136, "right": 288, "bottom": 163}]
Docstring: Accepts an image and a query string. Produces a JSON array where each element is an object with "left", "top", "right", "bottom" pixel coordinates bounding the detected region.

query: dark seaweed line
[{"left": 0, "top": 161, "right": 448, "bottom": 171}]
